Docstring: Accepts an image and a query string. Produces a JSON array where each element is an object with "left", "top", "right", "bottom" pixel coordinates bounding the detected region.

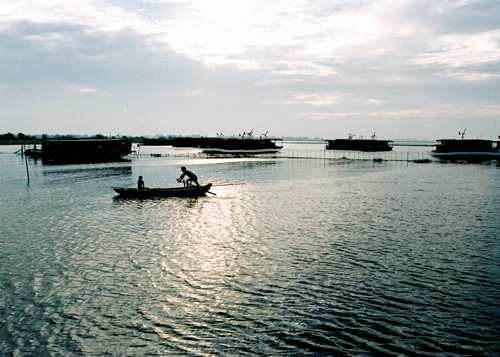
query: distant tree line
[
  {"left": 0, "top": 132, "right": 145, "bottom": 143},
  {"left": 0, "top": 132, "right": 326, "bottom": 143},
  {"left": 0, "top": 132, "right": 40, "bottom": 141}
]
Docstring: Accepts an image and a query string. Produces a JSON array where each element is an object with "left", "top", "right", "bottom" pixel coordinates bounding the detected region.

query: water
[
  {"left": 1, "top": 144, "right": 499, "bottom": 356},
  {"left": 137, "top": 141, "right": 435, "bottom": 162}
]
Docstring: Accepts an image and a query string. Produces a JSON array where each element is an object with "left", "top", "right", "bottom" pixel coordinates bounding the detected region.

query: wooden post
[{"left": 24, "top": 143, "right": 30, "bottom": 184}]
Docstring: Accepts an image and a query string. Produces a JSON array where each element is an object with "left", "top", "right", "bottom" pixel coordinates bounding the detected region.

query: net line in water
[{"left": 135, "top": 145, "right": 436, "bottom": 162}]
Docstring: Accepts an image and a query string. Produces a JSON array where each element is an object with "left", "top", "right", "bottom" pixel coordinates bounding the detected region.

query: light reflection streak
[
  {"left": 178, "top": 185, "right": 256, "bottom": 275},
  {"left": 147, "top": 182, "right": 266, "bottom": 333}
]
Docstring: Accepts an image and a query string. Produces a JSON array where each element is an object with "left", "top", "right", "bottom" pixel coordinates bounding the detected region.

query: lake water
[{"left": 1, "top": 143, "right": 499, "bottom": 356}]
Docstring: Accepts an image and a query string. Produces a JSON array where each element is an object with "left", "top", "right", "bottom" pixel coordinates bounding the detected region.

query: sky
[{"left": 0, "top": 0, "right": 499, "bottom": 140}]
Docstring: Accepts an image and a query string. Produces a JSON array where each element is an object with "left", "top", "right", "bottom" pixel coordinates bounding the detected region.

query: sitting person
[
  {"left": 137, "top": 176, "right": 146, "bottom": 189},
  {"left": 177, "top": 166, "right": 199, "bottom": 186}
]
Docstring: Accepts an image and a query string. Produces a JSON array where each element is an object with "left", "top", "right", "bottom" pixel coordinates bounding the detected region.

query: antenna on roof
[
  {"left": 371, "top": 132, "right": 377, "bottom": 139},
  {"left": 459, "top": 129, "right": 466, "bottom": 140},
  {"left": 261, "top": 131, "right": 268, "bottom": 139},
  {"left": 348, "top": 133, "right": 355, "bottom": 140}
]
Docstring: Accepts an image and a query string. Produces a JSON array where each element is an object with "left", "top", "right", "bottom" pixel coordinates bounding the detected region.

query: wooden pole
[{"left": 24, "top": 143, "right": 30, "bottom": 184}]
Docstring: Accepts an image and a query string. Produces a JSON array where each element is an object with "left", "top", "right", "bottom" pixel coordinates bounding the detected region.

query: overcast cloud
[{"left": 0, "top": 0, "right": 499, "bottom": 139}]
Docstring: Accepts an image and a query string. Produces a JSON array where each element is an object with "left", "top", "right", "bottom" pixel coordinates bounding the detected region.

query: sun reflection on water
[{"left": 173, "top": 185, "right": 257, "bottom": 276}]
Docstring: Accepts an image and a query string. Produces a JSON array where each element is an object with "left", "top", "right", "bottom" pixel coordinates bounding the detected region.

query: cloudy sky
[{"left": 1, "top": 0, "right": 499, "bottom": 139}]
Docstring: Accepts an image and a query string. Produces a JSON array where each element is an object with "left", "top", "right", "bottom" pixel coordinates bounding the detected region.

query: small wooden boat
[{"left": 112, "top": 183, "right": 213, "bottom": 198}]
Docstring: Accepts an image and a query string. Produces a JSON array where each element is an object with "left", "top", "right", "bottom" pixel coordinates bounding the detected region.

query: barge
[
  {"left": 24, "top": 139, "right": 133, "bottom": 162},
  {"left": 431, "top": 138, "right": 500, "bottom": 161},
  {"left": 326, "top": 134, "right": 393, "bottom": 152},
  {"left": 170, "top": 131, "right": 283, "bottom": 155}
]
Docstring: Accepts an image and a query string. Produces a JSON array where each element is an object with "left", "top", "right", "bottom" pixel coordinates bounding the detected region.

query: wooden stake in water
[{"left": 24, "top": 143, "right": 30, "bottom": 184}]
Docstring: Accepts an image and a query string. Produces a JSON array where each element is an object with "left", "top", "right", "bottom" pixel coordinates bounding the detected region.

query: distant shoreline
[{"left": 0, "top": 139, "right": 436, "bottom": 146}]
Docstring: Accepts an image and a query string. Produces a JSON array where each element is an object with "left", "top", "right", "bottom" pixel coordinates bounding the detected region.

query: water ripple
[{"left": 1, "top": 156, "right": 500, "bottom": 355}]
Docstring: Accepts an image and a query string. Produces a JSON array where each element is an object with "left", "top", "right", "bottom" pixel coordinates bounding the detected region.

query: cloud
[
  {"left": 145, "top": 0, "right": 500, "bottom": 83},
  {"left": 0, "top": 0, "right": 499, "bottom": 139},
  {"left": 158, "top": 0, "right": 402, "bottom": 73},
  {"left": 295, "top": 92, "right": 342, "bottom": 106},
  {"left": 300, "top": 103, "right": 500, "bottom": 120},
  {"left": 411, "top": 30, "right": 500, "bottom": 67},
  {"left": 299, "top": 109, "right": 426, "bottom": 119},
  {"left": 3, "top": 0, "right": 499, "bottom": 79},
  {"left": 77, "top": 86, "right": 97, "bottom": 93}
]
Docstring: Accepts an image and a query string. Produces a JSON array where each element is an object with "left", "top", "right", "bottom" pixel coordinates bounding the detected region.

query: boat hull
[
  {"left": 325, "top": 139, "right": 393, "bottom": 151},
  {"left": 432, "top": 139, "right": 500, "bottom": 161},
  {"left": 203, "top": 148, "right": 281, "bottom": 155},
  {"left": 431, "top": 152, "right": 500, "bottom": 161},
  {"left": 112, "top": 184, "right": 213, "bottom": 198}
]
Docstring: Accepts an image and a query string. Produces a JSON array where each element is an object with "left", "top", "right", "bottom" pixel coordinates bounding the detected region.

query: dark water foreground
[{"left": 1, "top": 150, "right": 499, "bottom": 356}]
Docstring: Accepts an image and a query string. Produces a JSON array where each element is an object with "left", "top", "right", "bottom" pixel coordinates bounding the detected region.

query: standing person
[{"left": 177, "top": 166, "right": 199, "bottom": 186}]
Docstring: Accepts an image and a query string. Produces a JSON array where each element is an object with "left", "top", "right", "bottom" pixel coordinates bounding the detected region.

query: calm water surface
[{"left": 1, "top": 145, "right": 499, "bottom": 356}]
